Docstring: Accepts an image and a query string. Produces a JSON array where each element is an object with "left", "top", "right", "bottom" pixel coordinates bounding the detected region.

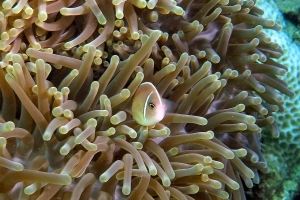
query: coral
[
  {"left": 253, "top": 0, "right": 300, "bottom": 199},
  {"left": 258, "top": 0, "right": 300, "bottom": 46},
  {"left": 273, "top": 0, "right": 300, "bottom": 24},
  {"left": 0, "top": 0, "right": 293, "bottom": 199}
]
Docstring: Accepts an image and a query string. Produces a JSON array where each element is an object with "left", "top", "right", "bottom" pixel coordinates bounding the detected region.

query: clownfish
[{"left": 131, "top": 82, "right": 168, "bottom": 126}]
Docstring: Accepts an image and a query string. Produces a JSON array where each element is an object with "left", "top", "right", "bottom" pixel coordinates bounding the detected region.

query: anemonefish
[{"left": 132, "top": 82, "right": 167, "bottom": 126}]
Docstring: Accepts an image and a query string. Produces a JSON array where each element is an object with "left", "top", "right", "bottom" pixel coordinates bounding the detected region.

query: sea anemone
[{"left": 0, "top": 0, "right": 293, "bottom": 199}]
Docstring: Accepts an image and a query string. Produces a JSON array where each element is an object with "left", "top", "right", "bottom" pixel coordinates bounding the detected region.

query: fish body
[{"left": 132, "top": 82, "right": 167, "bottom": 126}]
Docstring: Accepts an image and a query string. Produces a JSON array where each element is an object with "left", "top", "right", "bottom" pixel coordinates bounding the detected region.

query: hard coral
[
  {"left": 254, "top": 0, "right": 300, "bottom": 198},
  {"left": 0, "top": 0, "right": 293, "bottom": 199}
]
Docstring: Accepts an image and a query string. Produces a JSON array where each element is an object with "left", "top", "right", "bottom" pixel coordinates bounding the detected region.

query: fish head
[{"left": 132, "top": 82, "right": 167, "bottom": 126}]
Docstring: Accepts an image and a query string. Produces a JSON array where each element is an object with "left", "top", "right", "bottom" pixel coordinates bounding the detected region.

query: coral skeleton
[{"left": 0, "top": 0, "right": 294, "bottom": 199}]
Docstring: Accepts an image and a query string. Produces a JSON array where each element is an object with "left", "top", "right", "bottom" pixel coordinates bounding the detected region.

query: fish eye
[{"left": 148, "top": 103, "right": 155, "bottom": 109}]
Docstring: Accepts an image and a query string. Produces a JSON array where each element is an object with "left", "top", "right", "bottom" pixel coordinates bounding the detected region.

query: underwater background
[{"left": 0, "top": 0, "right": 299, "bottom": 199}]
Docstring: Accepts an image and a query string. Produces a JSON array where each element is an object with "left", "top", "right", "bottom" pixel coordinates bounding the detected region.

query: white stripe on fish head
[{"left": 143, "top": 91, "right": 153, "bottom": 122}]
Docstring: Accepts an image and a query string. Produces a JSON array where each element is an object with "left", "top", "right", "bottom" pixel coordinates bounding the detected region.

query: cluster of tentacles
[{"left": 0, "top": 0, "right": 294, "bottom": 199}]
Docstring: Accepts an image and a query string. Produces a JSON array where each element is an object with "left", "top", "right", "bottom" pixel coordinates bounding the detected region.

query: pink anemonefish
[{"left": 131, "top": 82, "right": 168, "bottom": 126}]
